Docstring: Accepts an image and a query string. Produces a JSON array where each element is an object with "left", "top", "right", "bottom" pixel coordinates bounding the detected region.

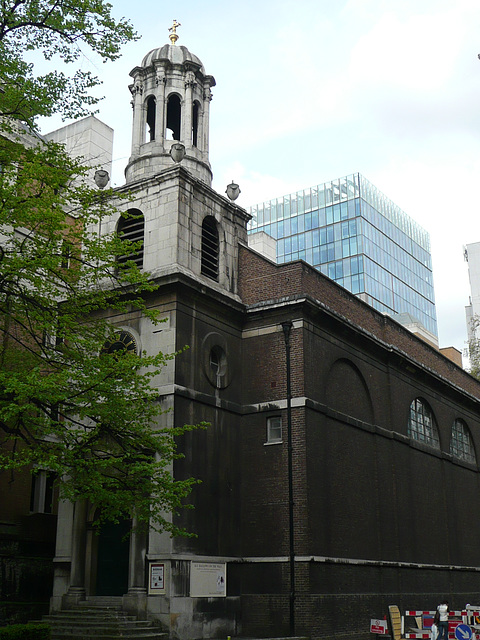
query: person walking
[{"left": 436, "top": 600, "right": 449, "bottom": 640}]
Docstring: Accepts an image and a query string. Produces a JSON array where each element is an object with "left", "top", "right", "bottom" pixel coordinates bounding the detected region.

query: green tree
[
  {"left": 1, "top": 0, "right": 138, "bottom": 124},
  {"left": 0, "top": 0, "right": 204, "bottom": 533},
  {"left": 468, "top": 316, "right": 480, "bottom": 380}
]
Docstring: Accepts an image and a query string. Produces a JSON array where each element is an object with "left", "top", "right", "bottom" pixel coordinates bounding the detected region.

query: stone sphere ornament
[{"left": 226, "top": 181, "right": 241, "bottom": 201}]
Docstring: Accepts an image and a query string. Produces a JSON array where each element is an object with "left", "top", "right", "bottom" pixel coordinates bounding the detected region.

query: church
[{"left": 41, "top": 26, "right": 480, "bottom": 640}]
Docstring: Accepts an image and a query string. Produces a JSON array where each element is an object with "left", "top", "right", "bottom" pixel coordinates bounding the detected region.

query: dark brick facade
[
  {"left": 203, "top": 244, "right": 480, "bottom": 639},
  {"left": 0, "top": 461, "right": 57, "bottom": 625}
]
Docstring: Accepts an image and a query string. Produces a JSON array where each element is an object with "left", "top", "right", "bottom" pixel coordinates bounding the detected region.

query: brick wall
[
  {"left": 239, "top": 244, "right": 480, "bottom": 400},
  {"left": 236, "top": 243, "right": 480, "bottom": 639}
]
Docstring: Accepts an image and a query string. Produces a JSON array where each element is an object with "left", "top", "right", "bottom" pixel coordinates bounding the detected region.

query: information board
[
  {"left": 190, "top": 562, "right": 226, "bottom": 597},
  {"left": 149, "top": 562, "right": 165, "bottom": 594}
]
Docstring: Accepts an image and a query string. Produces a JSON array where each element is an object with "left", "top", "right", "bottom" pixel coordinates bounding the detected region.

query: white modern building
[{"left": 465, "top": 242, "right": 480, "bottom": 360}]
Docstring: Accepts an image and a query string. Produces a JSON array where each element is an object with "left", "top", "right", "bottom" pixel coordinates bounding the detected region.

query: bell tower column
[
  {"left": 130, "top": 79, "right": 144, "bottom": 156},
  {"left": 202, "top": 84, "right": 213, "bottom": 162},
  {"left": 155, "top": 70, "right": 166, "bottom": 146},
  {"left": 183, "top": 71, "right": 195, "bottom": 149}
]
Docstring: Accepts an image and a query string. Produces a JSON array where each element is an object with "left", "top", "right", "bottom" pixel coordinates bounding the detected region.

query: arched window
[
  {"left": 117, "top": 209, "right": 144, "bottom": 269},
  {"left": 192, "top": 101, "right": 200, "bottom": 147},
  {"left": 450, "top": 419, "right": 476, "bottom": 464},
  {"left": 407, "top": 398, "right": 439, "bottom": 448},
  {"left": 166, "top": 94, "right": 181, "bottom": 141},
  {"left": 201, "top": 216, "right": 219, "bottom": 281},
  {"left": 145, "top": 96, "right": 156, "bottom": 142}
]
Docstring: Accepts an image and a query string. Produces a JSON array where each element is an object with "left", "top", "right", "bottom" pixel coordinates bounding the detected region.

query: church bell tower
[
  {"left": 50, "top": 25, "right": 250, "bottom": 640},
  {"left": 115, "top": 22, "right": 249, "bottom": 295},
  {"left": 125, "top": 20, "right": 216, "bottom": 185}
]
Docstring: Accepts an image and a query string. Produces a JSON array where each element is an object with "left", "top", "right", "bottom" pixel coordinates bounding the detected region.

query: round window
[
  {"left": 101, "top": 330, "right": 137, "bottom": 356},
  {"left": 209, "top": 346, "right": 226, "bottom": 379},
  {"left": 202, "top": 333, "right": 231, "bottom": 389}
]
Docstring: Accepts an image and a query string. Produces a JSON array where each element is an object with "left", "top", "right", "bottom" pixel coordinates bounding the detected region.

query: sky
[{"left": 36, "top": 0, "right": 480, "bottom": 356}]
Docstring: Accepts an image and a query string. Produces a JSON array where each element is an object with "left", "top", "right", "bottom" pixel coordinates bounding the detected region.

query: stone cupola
[{"left": 125, "top": 23, "right": 216, "bottom": 186}]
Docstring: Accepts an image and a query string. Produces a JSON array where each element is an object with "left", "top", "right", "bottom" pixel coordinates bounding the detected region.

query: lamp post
[{"left": 281, "top": 319, "right": 295, "bottom": 637}]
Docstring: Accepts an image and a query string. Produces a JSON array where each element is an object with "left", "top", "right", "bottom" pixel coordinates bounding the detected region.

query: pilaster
[{"left": 63, "top": 499, "right": 87, "bottom": 606}]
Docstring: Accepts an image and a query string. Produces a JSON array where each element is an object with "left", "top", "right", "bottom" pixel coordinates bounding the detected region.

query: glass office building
[{"left": 249, "top": 173, "right": 437, "bottom": 337}]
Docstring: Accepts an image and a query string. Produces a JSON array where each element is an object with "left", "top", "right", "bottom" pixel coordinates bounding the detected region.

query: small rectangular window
[
  {"left": 30, "top": 470, "right": 57, "bottom": 514},
  {"left": 61, "top": 241, "right": 72, "bottom": 269},
  {"left": 266, "top": 417, "right": 282, "bottom": 444}
]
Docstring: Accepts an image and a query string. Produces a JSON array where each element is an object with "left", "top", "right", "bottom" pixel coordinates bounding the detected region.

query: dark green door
[{"left": 96, "top": 519, "right": 130, "bottom": 595}]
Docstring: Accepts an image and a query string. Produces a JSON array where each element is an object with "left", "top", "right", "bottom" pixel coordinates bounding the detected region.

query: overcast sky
[{"left": 37, "top": 0, "right": 480, "bottom": 356}]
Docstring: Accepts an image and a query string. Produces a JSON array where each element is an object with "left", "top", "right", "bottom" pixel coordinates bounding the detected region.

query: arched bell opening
[
  {"left": 166, "top": 93, "right": 181, "bottom": 141},
  {"left": 192, "top": 100, "right": 200, "bottom": 147},
  {"left": 145, "top": 95, "right": 156, "bottom": 142}
]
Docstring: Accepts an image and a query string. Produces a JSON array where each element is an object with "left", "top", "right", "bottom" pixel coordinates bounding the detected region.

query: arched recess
[
  {"left": 117, "top": 209, "right": 145, "bottom": 269},
  {"left": 325, "top": 358, "right": 374, "bottom": 424},
  {"left": 166, "top": 93, "right": 181, "bottom": 140},
  {"left": 201, "top": 215, "right": 219, "bottom": 281},
  {"left": 407, "top": 397, "right": 440, "bottom": 449},
  {"left": 145, "top": 95, "right": 156, "bottom": 142}
]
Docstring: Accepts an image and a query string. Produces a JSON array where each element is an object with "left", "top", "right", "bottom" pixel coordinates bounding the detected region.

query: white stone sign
[{"left": 190, "top": 562, "right": 226, "bottom": 597}]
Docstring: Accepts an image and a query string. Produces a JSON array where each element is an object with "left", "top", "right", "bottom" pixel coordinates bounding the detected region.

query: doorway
[{"left": 95, "top": 519, "right": 130, "bottom": 595}]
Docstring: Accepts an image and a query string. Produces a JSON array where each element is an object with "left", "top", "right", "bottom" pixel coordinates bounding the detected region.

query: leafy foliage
[
  {"left": 0, "top": 0, "right": 138, "bottom": 125},
  {"left": 0, "top": 131, "right": 205, "bottom": 534},
  {"left": 468, "top": 316, "right": 480, "bottom": 379},
  {"left": 0, "top": 1, "right": 205, "bottom": 534}
]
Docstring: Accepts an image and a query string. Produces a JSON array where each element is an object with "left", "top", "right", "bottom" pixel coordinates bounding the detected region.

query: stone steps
[
  {"left": 77, "top": 597, "right": 124, "bottom": 608},
  {"left": 43, "top": 604, "right": 167, "bottom": 640}
]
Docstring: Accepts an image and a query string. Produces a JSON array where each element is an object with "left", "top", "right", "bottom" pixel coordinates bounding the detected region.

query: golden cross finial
[{"left": 169, "top": 20, "right": 181, "bottom": 45}]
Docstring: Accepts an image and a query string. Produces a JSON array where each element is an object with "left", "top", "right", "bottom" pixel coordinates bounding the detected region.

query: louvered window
[
  {"left": 201, "top": 216, "right": 219, "bottom": 281},
  {"left": 117, "top": 210, "right": 144, "bottom": 269}
]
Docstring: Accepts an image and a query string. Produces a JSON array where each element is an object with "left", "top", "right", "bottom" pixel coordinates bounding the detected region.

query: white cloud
[{"left": 348, "top": 10, "right": 462, "bottom": 91}]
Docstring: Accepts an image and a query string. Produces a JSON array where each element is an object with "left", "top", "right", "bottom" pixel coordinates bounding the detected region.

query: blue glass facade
[{"left": 249, "top": 173, "right": 437, "bottom": 336}]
